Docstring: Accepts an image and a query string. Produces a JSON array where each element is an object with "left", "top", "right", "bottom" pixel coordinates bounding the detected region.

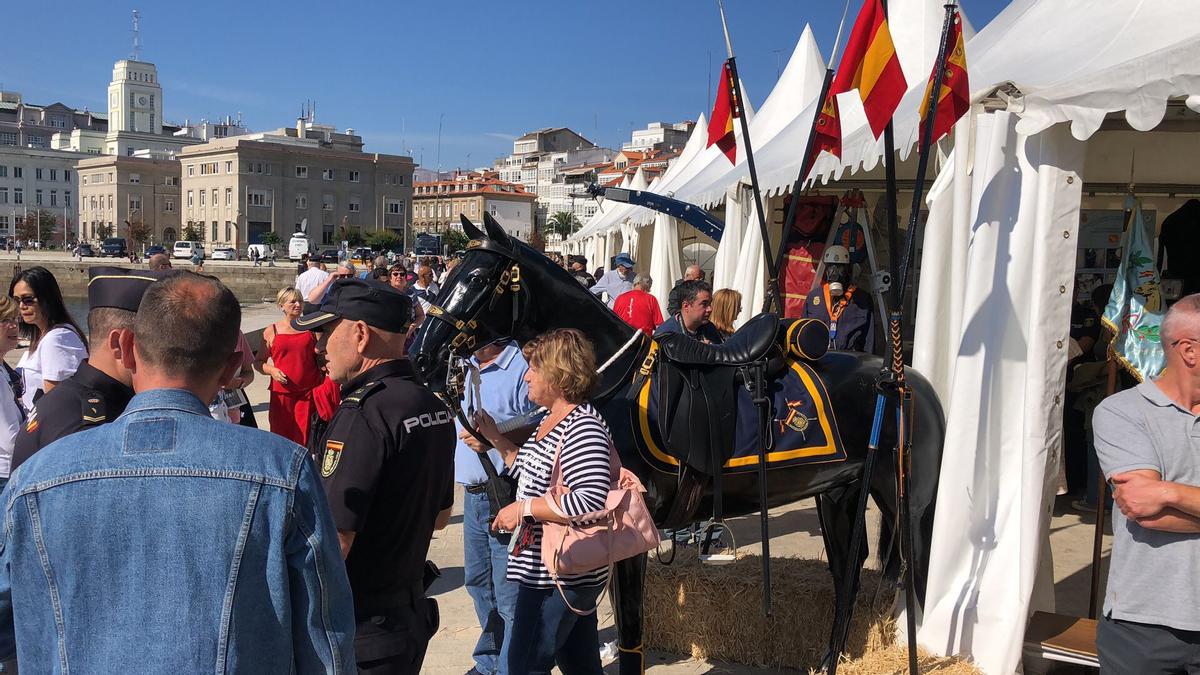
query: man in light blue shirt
[
  {"left": 590, "top": 252, "right": 636, "bottom": 308},
  {"left": 455, "top": 339, "right": 536, "bottom": 675}
]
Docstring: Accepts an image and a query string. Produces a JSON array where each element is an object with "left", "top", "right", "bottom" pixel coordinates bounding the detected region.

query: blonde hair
[
  {"left": 0, "top": 296, "right": 16, "bottom": 323},
  {"left": 276, "top": 287, "right": 302, "bottom": 306},
  {"left": 711, "top": 288, "right": 742, "bottom": 336},
  {"left": 522, "top": 328, "right": 599, "bottom": 404}
]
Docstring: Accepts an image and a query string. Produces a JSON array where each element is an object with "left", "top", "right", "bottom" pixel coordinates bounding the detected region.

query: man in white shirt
[{"left": 295, "top": 258, "right": 329, "bottom": 301}]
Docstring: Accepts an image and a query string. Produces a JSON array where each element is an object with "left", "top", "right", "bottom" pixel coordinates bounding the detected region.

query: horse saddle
[
  {"left": 657, "top": 313, "right": 779, "bottom": 366},
  {"left": 653, "top": 313, "right": 780, "bottom": 477}
]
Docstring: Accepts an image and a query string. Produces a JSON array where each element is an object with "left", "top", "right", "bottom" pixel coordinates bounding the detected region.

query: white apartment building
[
  {"left": 0, "top": 145, "right": 88, "bottom": 242},
  {"left": 622, "top": 121, "right": 694, "bottom": 151},
  {"left": 494, "top": 128, "right": 615, "bottom": 229}
]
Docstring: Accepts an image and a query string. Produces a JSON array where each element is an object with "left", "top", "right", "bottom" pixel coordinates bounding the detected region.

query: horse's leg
[
  {"left": 816, "top": 483, "right": 869, "bottom": 668},
  {"left": 612, "top": 552, "right": 648, "bottom": 675},
  {"left": 869, "top": 453, "right": 902, "bottom": 587}
]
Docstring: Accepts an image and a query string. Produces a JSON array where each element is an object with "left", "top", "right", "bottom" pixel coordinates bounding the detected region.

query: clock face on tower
[{"left": 138, "top": 96, "right": 148, "bottom": 107}]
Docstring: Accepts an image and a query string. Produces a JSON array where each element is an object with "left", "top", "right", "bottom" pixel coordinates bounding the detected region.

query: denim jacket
[{"left": 0, "top": 388, "right": 355, "bottom": 673}]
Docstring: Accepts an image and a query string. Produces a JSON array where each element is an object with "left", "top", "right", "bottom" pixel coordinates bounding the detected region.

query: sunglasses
[{"left": 13, "top": 295, "right": 37, "bottom": 307}]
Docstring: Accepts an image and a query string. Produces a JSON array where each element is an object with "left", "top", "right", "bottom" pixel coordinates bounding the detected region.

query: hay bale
[
  {"left": 644, "top": 548, "right": 895, "bottom": 670},
  {"left": 819, "top": 645, "right": 983, "bottom": 674}
]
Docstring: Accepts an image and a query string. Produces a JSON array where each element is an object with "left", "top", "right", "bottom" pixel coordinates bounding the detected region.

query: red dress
[{"left": 266, "top": 327, "right": 323, "bottom": 446}]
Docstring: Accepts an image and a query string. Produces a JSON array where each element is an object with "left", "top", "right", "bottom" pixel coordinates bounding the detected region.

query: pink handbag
[{"left": 539, "top": 434, "right": 660, "bottom": 611}]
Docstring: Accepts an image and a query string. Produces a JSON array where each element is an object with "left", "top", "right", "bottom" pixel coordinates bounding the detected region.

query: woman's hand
[
  {"left": 270, "top": 366, "right": 290, "bottom": 385},
  {"left": 474, "top": 410, "right": 504, "bottom": 447},
  {"left": 491, "top": 501, "right": 521, "bottom": 533}
]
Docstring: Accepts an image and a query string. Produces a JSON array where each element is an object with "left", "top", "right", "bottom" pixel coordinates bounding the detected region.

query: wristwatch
[{"left": 521, "top": 499, "right": 536, "bottom": 525}]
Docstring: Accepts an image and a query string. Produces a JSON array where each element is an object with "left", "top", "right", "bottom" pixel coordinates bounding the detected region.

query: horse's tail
[{"left": 868, "top": 369, "right": 946, "bottom": 605}]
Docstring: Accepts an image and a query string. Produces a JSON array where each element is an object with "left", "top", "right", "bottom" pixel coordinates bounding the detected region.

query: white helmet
[{"left": 823, "top": 245, "right": 850, "bottom": 265}]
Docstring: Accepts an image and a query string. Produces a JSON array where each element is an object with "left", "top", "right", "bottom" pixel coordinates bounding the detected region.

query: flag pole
[
  {"left": 764, "top": 0, "right": 852, "bottom": 315},
  {"left": 880, "top": 0, "right": 901, "bottom": 311},
  {"left": 718, "top": 0, "right": 783, "bottom": 316},
  {"left": 718, "top": 0, "right": 778, "bottom": 618}
]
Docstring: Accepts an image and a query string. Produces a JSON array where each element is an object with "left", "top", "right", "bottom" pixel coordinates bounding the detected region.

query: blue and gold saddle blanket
[{"left": 634, "top": 356, "right": 846, "bottom": 475}]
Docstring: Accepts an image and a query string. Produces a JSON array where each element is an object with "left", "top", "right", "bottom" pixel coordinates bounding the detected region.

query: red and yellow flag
[
  {"left": 836, "top": 0, "right": 907, "bottom": 138},
  {"left": 920, "top": 9, "right": 970, "bottom": 146},
  {"left": 707, "top": 61, "right": 738, "bottom": 165},
  {"left": 807, "top": 0, "right": 906, "bottom": 170}
]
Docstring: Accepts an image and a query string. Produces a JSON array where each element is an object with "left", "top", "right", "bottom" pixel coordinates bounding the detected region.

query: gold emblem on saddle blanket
[
  {"left": 321, "top": 440, "right": 344, "bottom": 477},
  {"left": 778, "top": 399, "right": 817, "bottom": 437}
]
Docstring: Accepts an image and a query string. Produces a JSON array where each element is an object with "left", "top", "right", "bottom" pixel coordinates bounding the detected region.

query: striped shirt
[{"left": 507, "top": 403, "right": 613, "bottom": 588}]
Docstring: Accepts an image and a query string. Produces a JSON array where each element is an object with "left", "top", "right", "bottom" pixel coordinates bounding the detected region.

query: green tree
[
  {"left": 16, "top": 210, "right": 59, "bottom": 244},
  {"left": 546, "top": 211, "right": 581, "bottom": 239},
  {"left": 337, "top": 225, "right": 365, "bottom": 248},
  {"left": 261, "top": 230, "right": 282, "bottom": 249},
  {"left": 128, "top": 221, "right": 152, "bottom": 251},
  {"left": 364, "top": 229, "right": 403, "bottom": 251},
  {"left": 181, "top": 222, "right": 203, "bottom": 242},
  {"left": 94, "top": 221, "right": 114, "bottom": 241},
  {"left": 443, "top": 229, "right": 469, "bottom": 254}
]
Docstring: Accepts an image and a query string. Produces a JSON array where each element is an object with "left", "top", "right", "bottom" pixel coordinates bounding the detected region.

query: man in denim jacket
[{"left": 0, "top": 272, "right": 356, "bottom": 673}]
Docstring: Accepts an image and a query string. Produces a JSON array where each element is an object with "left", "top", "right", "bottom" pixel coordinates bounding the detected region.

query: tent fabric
[
  {"left": 649, "top": 212, "right": 683, "bottom": 314},
  {"left": 729, "top": 193, "right": 768, "bottom": 327},
  {"left": 912, "top": 110, "right": 1086, "bottom": 675},
  {"left": 712, "top": 184, "right": 747, "bottom": 293}
]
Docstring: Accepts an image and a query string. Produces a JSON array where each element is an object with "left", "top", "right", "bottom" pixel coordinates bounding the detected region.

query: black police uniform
[
  {"left": 801, "top": 282, "right": 875, "bottom": 352},
  {"left": 11, "top": 266, "right": 163, "bottom": 470},
  {"left": 293, "top": 278, "right": 455, "bottom": 675},
  {"left": 11, "top": 362, "right": 132, "bottom": 470}
]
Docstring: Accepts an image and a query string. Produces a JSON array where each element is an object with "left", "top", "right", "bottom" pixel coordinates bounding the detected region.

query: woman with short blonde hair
[
  {"left": 254, "top": 287, "right": 324, "bottom": 445},
  {"left": 710, "top": 288, "right": 743, "bottom": 339},
  {"left": 475, "top": 327, "right": 613, "bottom": 674}
]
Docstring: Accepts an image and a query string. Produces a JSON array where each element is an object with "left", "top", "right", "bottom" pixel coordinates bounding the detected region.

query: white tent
[{"left": 910, "top": 2, "right": 1200, "bottom": 673}]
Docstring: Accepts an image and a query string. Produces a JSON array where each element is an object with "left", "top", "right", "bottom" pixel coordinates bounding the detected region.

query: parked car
[
  {"left": 211, "top": 247, "right": 239, "bottom": 261},
  {"left": 351, "top": 247, "right": 375, "bottom": 263},
  {"left": 173, "top": 241, "right": 205, "bottom": 259},
  {"left": 142, "top": 245, "right": 167, "bottom": 259},
  {"left": 100, "top": 238, "right": 128, "bottom": 258},
  {"left": 77, "top": 243, "right": 95, "bottom": 258},
  {"left": 316, "top": 249, "right": 341, "bottom": 263}
]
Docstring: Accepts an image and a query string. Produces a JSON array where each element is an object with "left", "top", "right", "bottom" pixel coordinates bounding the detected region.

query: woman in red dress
[{"left": 254, "top": 287, "right": 323, "bottom": 446}]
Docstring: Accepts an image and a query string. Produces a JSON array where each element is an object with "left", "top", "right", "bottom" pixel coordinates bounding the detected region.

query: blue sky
[{"left": 4, "top": 0, "right": 1008, "bottom": 169}]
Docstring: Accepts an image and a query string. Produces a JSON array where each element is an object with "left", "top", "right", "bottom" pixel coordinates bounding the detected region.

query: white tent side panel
[{"left": 913, "top": 111, "right": 1085, "bottom": 675}]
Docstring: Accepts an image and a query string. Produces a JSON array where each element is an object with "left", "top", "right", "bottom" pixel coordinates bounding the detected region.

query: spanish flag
[
  {"left": 707, "top": 61, "right": 738, "bottom": 164},
  {"left": 919, "top": 9, "right": 970, "bottom": 146},
  {"left": 808, "top": 0, "right": 906, "bottom": 168}
]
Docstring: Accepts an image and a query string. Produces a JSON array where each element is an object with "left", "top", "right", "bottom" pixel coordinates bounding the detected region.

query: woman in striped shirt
[{"left": 475, "top": 328, "right": 612, "bottom": 675}]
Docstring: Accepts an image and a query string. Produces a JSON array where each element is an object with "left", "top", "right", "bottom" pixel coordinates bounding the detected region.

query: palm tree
[{"left": 546, "top": 211, "right": 581, "bottom": 239}]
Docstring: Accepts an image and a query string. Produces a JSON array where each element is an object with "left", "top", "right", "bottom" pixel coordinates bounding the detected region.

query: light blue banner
[{"left": 1101, "top": 197, "right": 1165, "bottom": 381}]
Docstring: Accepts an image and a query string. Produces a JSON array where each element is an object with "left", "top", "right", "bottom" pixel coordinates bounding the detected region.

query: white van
[
  {"left": 173, "top": 241, "right": 205, "bottom": 259},
  {"left": 288, "top": 234, "right": 313, "bottom": 261}
]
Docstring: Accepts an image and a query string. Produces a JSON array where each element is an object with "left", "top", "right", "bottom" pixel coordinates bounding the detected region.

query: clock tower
[{"left": 107, "top": 60, "right": 163, "bottom": 135}]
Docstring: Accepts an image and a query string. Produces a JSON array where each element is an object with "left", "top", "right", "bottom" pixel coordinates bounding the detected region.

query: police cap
[
  {"left": 292, "top": 278, "right": 413, "bottom": 334},
  {"left": 87, "top": 267, "right": 171, "bottom": 312}
]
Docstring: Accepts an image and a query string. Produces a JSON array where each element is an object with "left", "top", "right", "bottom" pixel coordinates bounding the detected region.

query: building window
[
  {"left": 0, "top": 132, "right": 16, "bottom": 146},
  {"left": 199, "top": 190, "right": 206, "bottom": 206},
  {"left": 322, "top": 194, "right": 334, "bottom": 211},
  {"left": 64, "top": 191, "right": 71, "bottom": 207},
  {"left": 0, "top": 189, "right": 6, "bottom": 204},
  {"left": 211, "top": 189, "right": 218, "bottom": 207},
  {"left": 130, "top": 173, "right": 141, "bottom": 184},
  {"left": 164, "top": 198, "right": 175, "bottom": 212},
  {"left": 29, "top": 136, "right": 46, "bottom": 148},
  {"left": 225, "top": 188, "right": 232, "bottom": 206},
  {"left": 108, "top": 172, "right": 113, "bottom": 182},
  {"left": 322, "top": 169, "right": 335, "bottom": 181},
  {"left": 295, "top": 166, "right": 308, "bottom": 179},
  {"left": 348, "top": 170, "right": 360, "bottom": 183},
  {"left": 50, "top": 190, "right": 57, "bottom": 207},
  {"left": 35, "top": 168, "right": 43, "bottom": 180},
  {"left": 225, "top": 161, "right": 233, "bottom": 173},
  {"left": 386, "top": 200, "right": 403, "bottom": 215},
  {"left": 212, "top": 221, "right": 218, "bottom": 241},
  {"left": 50, "top": 169, "right": 57, "bottom": 181},
  {"left": 187, "top": 190, "right": 194, "bottom": 207},
  {"left": 248, "top": 191, "right": 270, "bottom": 207},
  {"left": 296, "top": 193, "right": 308, "bottom": 209},
  {"left": 129, "top": 195, "right": 142, "bottom": 212},
  {"left": 187, "top": 165, "right": 195, "bottom": 177},
  {"left": 64, "top": 170, "right": 71, "bottom": 182},
  {"left": 35, "top": 189, "right": 43, "bottom": 206},
  {"left": 0, "top": 167, "right": 6, "bottom": 178},
  {"left": 470, "top": 201, "right": 477, "bottom": 214},
  {"left": 225, "top": 221, "right": 232, "bottom": 241},
  {"left": 108, "top": 195, "right": 113, "bottom": 209},
  {"left": 13, "top": 167, "right": 21, "bottom": 178},
  {"left": 13, "top": 189, "right": 21, "bottom": 205},
  {"left": 348, "top": 198, "right": 360, "bottom": 212}
]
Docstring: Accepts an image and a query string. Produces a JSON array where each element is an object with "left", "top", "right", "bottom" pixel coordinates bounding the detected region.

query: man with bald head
[
  {"left": 1093, "top": 293, "right": 1200, "bottom": 671},
  {"left": 0, "top": 272, "right": 354, "bottom": 671},
  {"left": 667, "top": 264, "right": 705, "bottom": 317}
]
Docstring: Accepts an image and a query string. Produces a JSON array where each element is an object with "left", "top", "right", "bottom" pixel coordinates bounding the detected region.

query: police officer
[
  {"left": 11, "top": 266, "right": 165, "bottom": 469},
  {"left": 292, "top": 278, "right": 455, "bottom": 675},
  {"left": 801, "top": 245, "right": 875, "bottom": 352}
]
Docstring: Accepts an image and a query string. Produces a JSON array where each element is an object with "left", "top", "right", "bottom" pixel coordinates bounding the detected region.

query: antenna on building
[{"left": 130, "top": 10, "right": 143, "bottom": 61}]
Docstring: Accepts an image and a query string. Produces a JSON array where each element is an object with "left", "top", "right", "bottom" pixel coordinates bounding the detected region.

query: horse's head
[{"left": 409, "top": 213, "right": 527, "bottom": 394}]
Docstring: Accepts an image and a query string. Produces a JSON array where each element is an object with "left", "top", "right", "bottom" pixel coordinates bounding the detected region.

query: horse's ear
[
  {"left": 482, "top": 212, "right": 513, "bottom": 248},
  {"left": 460, "top": 214, "right": 485, "bottom": 240}
]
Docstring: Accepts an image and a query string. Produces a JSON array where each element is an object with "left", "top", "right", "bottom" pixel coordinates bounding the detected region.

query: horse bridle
[{"left": 422, "top": 239, "right": 526, "bottom": 355}]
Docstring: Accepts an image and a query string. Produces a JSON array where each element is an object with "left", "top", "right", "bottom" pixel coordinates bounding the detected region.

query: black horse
[{"left": 410, "top": 214, "right": 946, "bottom": 674}]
